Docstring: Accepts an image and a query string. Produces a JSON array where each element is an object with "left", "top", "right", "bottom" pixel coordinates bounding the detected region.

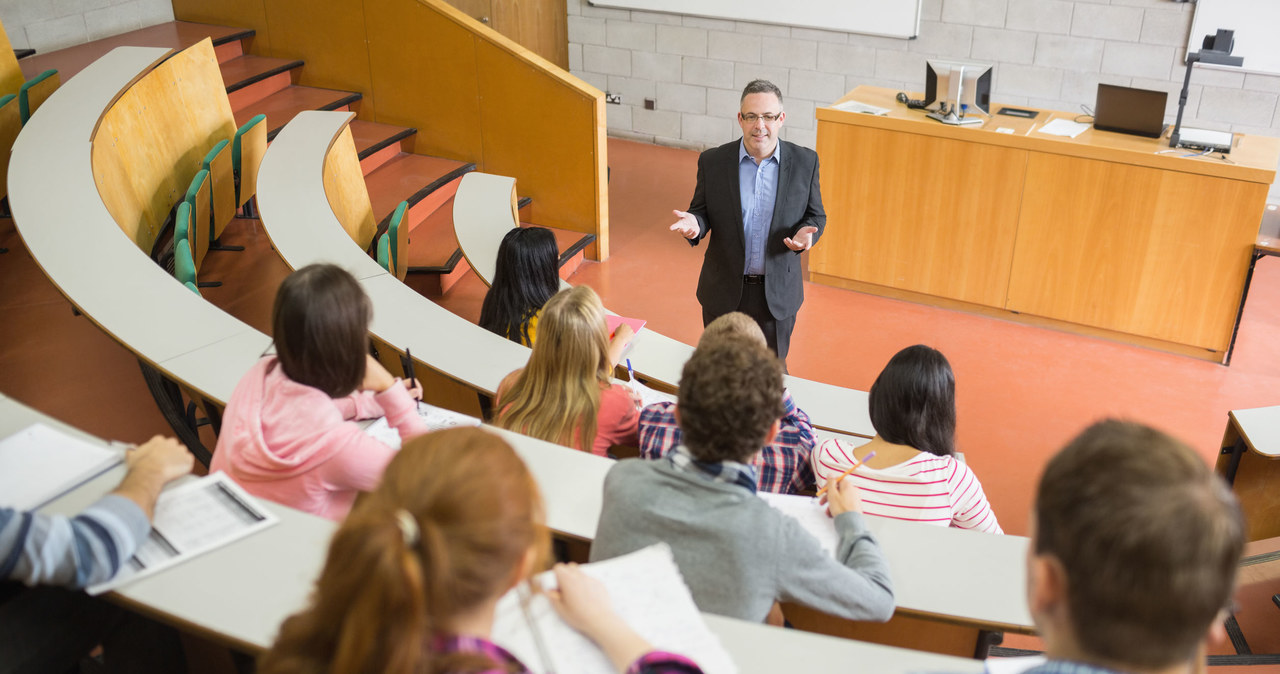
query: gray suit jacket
[{"left": 686, "top": 139, "right": 826, "bottom": 321}]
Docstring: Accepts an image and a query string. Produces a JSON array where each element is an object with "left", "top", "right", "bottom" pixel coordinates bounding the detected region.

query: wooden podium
[{"left": 813, "top": 86, "right": 1280, "bottom": 361}]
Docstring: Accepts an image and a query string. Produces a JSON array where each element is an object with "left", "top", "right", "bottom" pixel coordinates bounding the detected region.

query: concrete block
[
  {"left": 1034, "top": 34, "right": 1103, "bottom": 71},
  {"left": 1197, "top": 86, "right": 1277, "bottom": 128},
  {"left": 921, "top": 0, "right": 943, "bottom": 22},
  {"left": 782, "top": 126, "right": 816, "bottom": 148},
  {"left": 1110, "top": 0, "right": 1175, "bottom": 7},
  {"left": 1129, "top": 77, "right": 1196, "bottom": 118},
  {"left": 848, "top": 75, "right": 912, "bottom": 93},
  {"left": 24, "top": 14, "right": 88, "bottom": 52},
  {"left": 874, "top": 49, "right": 926, "bottom": 83},
  {"left": 568, "top": 16, "right": 606, "bottom": 46},
  {"left": 136, "top": 0, "right": 174, "bottom": 25},
  {"left": 682, "top": 112, "right": 735, "bottom": 145},
  {"left": 1006, "top": 0, "right": 1073, "bottom": 35},
  {"left": 569, "top": 43, "right": 583, "bottom": 72},
  {"left": 906, "top": 20, "right": 973, "bottom": 58},
  {"left": 608, "top": 75, "right": 656, "bottom": 105},
  {"left": 970, "top": 27, "right": 1036, "bottom": 65},
  {"left": 848, "top": 33, "right": 914, "bottom": 51},
  {"left": 817, "top": 42, "right": 877, "bottom": 77},
  {"left": 735, "top": 64, "right": 790, "bottom": 93},
  {"left": 85, "top": 2, "right": 143, "bottom": 41},
  {"left": 606, "top": 103, "right": 633, "bottom": 131},
  {"left": 940, "top": 0, "right": 1007, "bottom": 28},
  {"left": 788, "top": 69, "right": 846, "bottom": 106},
  {"left": 708, "top": 30, "right": 761, "bottom": 64},
  {"left": 682, "top": 15, "right": 736, "bottom": 31},
  {"left": 1070, "top": 3, "right": 1142, "bottom": 41},
  {"left": 1179, "top": 63, "right": 1245, "bottom": 89},
  {"left": 657, "top": 81, "right": 706, "bottom": 114},
  {"left": 682, "top": 56, "right": 734, "bottom": 88},
  {"left": 632, "top": 51, "right": 682, "bottom": 82},
  {"left": 1061, "top": 70, "right": 1130, "bottom": 108},
  {"left": 734, "top": 21, "right": 791, "bottom": 37},
  {"left": 657, "top": 24, "right": 707, "bottom": 57},
  {"left": 577, "top": 70, "right": 609, "bottom": 92},
  {"left": 606, "top": 20, "right": 654, "bottom": 51},
  {"left": 1245, "top": 74, "right": 1280, "bottom": 95},
  {"left": 630, "top": 10, "right": 683, "bottom": 25},
  {"left": 706, "top": 87, "right": 741, "bottom": 117},
  {"left": 781, "top": 97, "right": 816, "bottom": 129},
  {"left": 995, "top": 63, "right": 1064, "bottom": 100},
  {"left": 1139, "top": 9, "right": 1191, "bottom": 47},
  {"left": 567, "top": 0, "right": 582, "bottom": 16},
  {"left": 762, "top": 36, "right": 817, "bottom": 71},
  {"left": 633, "top": 107, "right": 682, "bottom": 137},
  {"left": 1101, "top": 42, "right": 1174, "bottom": 80},
  {"left": 583, "top": 45, "right": 631, "bottom": 76},
  {"left": 790, "top": 27, "right": 848, "bottom": 44}
]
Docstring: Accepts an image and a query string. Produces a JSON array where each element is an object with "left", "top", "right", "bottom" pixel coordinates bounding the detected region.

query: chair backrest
[
  {"left": 183, "top": 280, "right": 202, "bottom": 296},
  {"left": 389, "top": 200, "right": 409, "bottom": 281},
  {"left": 233, "top": 114, "right": 267, "bottom": 208},
  {"left": 377, "top": 233, "right": 392, "bottom": 275},
  {"left": 0, "top": 94, "right": 19, "bottom": 201},
  {"left": 185, "top": 169, "right": 212, "bottom": 267},
  {"left": 175, "top": 201, "right": 193, "bottom": 248},
  {"left": 175, "top": 238, "right": 197, "bottom": 286},
  {"left": 19, "top": 69, "right": 58, "bottom": 124},
  {"left": 202, "top": 139, "right": 234, "bottom": 241},
  {"left": 322, "top": 124, "right": 376, "bottom": 249}
]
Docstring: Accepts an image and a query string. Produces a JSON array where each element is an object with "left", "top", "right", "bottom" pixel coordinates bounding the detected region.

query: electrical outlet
[
  {"left": 605, "top": 92, "right": 622, "bottom": 104},
  {"left": 645, "top": 98, "right": 655, "bottom": 110}
]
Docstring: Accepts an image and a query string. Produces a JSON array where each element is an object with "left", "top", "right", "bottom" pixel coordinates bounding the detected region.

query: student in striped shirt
[{"left": 811, "top": 345, "right": 1002, "bottom": 534}]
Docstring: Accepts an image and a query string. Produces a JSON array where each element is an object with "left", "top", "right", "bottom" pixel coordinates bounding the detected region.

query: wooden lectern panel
[
  {"left": 1006, "top": 153, "right": 1265, "bottom": 352},
  {"left": 811, "top": 122, "right": 1027, "bottom": 308}
]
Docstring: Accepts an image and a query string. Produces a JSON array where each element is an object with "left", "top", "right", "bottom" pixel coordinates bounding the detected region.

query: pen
[
  {"left": 815, "top": 450, "right": 876, "bottom": 498},
  {"left": 626, "top": 358, "right": 634, "bottom": 382},
  {"left": 518, "top": 583, "right": 556, "bottom": 674},
  {"left": 404, "top": 347, "right": 417, "bottom": 390}
]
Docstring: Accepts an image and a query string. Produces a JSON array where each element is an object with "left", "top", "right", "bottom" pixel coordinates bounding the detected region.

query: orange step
[
  {"left": 364, "top": 153, "right": 473, "bottom": 224},
  {"left": 20, "top": 21, "right": 252, "bottom": 81},
  {"left": 221, "top": 54, "right": 302, "bottom": 109},
  {"left": 233, "top": 86, "right": 362, "bottom": 139},
  {"left": 403, "top": 195, "right": 471, "bottom": 294},
  {"left": 350, "top": 120, "right": 417, "bottom": 174}
]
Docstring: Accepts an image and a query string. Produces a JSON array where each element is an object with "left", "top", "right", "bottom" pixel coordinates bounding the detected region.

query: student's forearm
[{"left": 583, "top": 616, "right": 656, "bottom": 674}]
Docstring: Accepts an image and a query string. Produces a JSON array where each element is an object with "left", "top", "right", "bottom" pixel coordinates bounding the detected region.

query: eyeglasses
[{"left": 740, "top": 112, "right": 782, "bottom": 124}]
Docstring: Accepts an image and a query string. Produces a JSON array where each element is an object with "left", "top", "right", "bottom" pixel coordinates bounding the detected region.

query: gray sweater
[{"left": 590, "top": 458, "right": 895, "bottom": 623}]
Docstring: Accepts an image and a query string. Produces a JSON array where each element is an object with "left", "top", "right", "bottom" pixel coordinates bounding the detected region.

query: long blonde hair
[
  {"left": 259, "top": 429, "right": 550, "bottom": 674},
  {"left": 494, "top": 285, "right": 612, "bottom": 451}
]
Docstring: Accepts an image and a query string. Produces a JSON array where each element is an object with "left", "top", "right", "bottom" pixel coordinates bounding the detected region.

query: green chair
[
  {"left": 17, "top": 68, "right": 57, "bottom": 124},
  {"left": 202, "top": 139, "right": 242, "bottom": 251},
  {"left": 175, "top": 238, "right": 197, "bottom": 287},
  {"left": 377, "top": 201, "right": 409, "bottom": 281},
  {"left": 232, "top": 114, "right": 267, "bottom": 217},
  {"left": 183, "top": 281, "right": 201, "bottom": 296},
  {"left": 183, "top": 169, "right": 211, "bottom": 268}
]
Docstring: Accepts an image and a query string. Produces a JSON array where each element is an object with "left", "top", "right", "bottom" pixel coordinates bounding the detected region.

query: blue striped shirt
[
  {"left": 738, "top": 141, "right": 780, "bottom": 276},
  {"left": 0, "top": 494, "right": 150, "bottom": 589}
]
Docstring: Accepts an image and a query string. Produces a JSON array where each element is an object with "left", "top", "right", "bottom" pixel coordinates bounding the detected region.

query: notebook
[{"left": 1093, "top": 84, "right": 1168, "bottom": 138}]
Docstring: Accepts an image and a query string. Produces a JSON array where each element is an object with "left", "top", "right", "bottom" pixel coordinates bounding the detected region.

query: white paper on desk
[
  {"left": 88, "top": 473, "right": 278, "bottom": 595},
  {"left": 363, "top": 404, "right": 482, "bottom": 449},
  {"left": 1035, "top": 118, "right": 1089, "bottom": 139},
  {"left": 627, "top": 378, "right": 677, "bottom": 409},
  {"left": 832, "top": 99, "right": 889, "bottom": 116},
  {"left": 492, "top": 543, "right": 738, "bottom": 674},
  {"left": 0, "top": 423, "right": 122, "bottom": 511},
  {"left": 758, "top": 492, "right": 838, "bottom": 556},
  {"left": 984, "top": 656, "right": 1046, "bottom": 674}
]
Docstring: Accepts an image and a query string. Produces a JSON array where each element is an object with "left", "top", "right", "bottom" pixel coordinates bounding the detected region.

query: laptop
[{"left": 1093, "top": 84, "right": 1168, "bottom": 138}]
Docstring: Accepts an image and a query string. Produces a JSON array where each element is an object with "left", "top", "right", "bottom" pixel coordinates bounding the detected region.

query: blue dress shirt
[{"left": 738, "top": 141, "right": 780, "bottom": 276}]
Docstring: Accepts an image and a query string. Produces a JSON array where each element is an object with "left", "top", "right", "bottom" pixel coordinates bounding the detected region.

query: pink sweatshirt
[{"left": 210, "top": 357, "right": 428, "bottom": 521}]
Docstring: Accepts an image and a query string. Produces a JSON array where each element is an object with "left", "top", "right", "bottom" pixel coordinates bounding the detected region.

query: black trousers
[{"left": 702, "top": 276, "right": 796, "bottom": 365}]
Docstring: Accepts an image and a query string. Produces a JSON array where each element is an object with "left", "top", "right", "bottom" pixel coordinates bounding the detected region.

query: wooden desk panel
[
  {"left": 1007, "top": 153, "right": 1265, "bottom": 351},
  {"left": 813, "top": 123, "right": 1027, "bottom": 307}
]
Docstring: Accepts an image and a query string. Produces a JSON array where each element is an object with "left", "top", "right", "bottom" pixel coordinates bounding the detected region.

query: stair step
[
  {"left": 365, "top": 153, "right": 474, "bottom": 225},
  {"left": 233, "top": 86, "right": 362, "bottom": 140},
  {"left": 21, "top": 21, "right": 252, "bottom": 81},
  {"left": 540, "top": 224, "right": 596, "bottom": 280},
  {"left": 350, "top": 120, "right": 417, "bottom": 174},
  {"left": 404, "top": 194, "right": 472, "bottom": 294},
  {"left": 221, "top": 55, "right": 303, "bottom": 109}
]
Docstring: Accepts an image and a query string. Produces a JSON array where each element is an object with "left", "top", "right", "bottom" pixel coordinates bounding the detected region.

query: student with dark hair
[
  {"left": 211, "top": 264, "right": 427, "bottom": 521},
  {"left": 591, "top": 335, "right": 893, "bottom": 623},
  {"left": 1024, "top": 420, "right": 1244, "bottom": 674},
  {"left": 260, "top": 428, "right": 703, "bottom": 674},
  {"left": 479, "top": 226, "right": 561, "bottom": 346},
  {"left": 811, "top": 345, "right": 1001, "bottom": 533}
]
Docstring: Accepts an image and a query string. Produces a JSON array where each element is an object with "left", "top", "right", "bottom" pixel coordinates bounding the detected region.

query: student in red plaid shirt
[{"left": 638, "top": 312, "right": 816, "bottom": 495}]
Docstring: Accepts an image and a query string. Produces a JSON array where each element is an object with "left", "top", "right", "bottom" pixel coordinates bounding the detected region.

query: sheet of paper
[
  {"left": 757, "top": 492, "right": 838, "bottom": 555},
  {"left": 832, "top": 99, "right": 890, "bottom": 116},
  {"left": 627, "top": 378, "right": 677, "bottom": 409},
  {"left": 0, "top": 423, "right": 122, "bottom": 510},
  {"left": 89, "top": 473, "right": 279, "bottom": 594},
  {"left": 363, "top": 403, "right": 482, "bottom": 450},
  {"left": 1035, "top": 118, "right": 1089, "bottom": 139},
  {"left": 492, "top": 543, "right": 739, "bottom": 674},
  {"left": 605, "top": 314, "right": 646, "bottom": 340},
  {"left": 984, "top": 656, "right": 1046, "bottom": 674}
]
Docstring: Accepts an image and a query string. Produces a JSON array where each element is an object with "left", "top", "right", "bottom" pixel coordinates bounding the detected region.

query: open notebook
[
  {"left": 757, "top": 492, "right": 839, "bottom": 555},
  {"left": 363, "top": 403, "right": 482, "bottom": 449},
  {"left": 492, "top": 543, "right": 738, "bottom": 674},
  {"left": 0, "top": 423, "right": 123, "bottom": 510}
]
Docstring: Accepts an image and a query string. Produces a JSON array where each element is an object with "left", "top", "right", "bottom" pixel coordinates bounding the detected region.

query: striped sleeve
[
  {"left": 811, "top": 437, "right": 859, "bottom": 482},
  {"left": 946, "top": 461, "right": 1002, "bottom": 534},
  {"left": 0, "top": 494, "right": 151, "bottom": 589}
]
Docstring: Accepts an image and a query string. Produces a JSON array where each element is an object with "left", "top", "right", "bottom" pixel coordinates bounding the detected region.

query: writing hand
[
  {"left": 818, "top": 473, "right": 864, "bottom": 517},
  {"left": 783, "top": 225, "right": 819, "bottom": 251},
  {"left": 669, "top": 210, "right": 699, "bottom": 240}
]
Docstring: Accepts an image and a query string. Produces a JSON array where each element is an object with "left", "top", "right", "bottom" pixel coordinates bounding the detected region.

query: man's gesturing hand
[
  {"left": 783, "top": 225, "right": 818, "bottom": 252},
  {"left": 669, "top": 210, "right": 699, "bottom": 240}
]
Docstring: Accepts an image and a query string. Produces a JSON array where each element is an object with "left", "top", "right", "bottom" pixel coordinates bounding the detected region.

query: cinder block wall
[
  {"left": 0, "top": 0, "right": 174, "bottom": 52},
  {"left": 569, "top": 0, "right": 1280, "bottom": 183}
]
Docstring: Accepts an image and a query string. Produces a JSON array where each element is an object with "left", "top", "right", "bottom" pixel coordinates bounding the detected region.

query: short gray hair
[{"left": 740, "top": 79, "right": 783, "bottom": 104}]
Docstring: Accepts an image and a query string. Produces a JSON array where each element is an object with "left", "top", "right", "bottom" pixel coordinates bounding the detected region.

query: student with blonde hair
[
  {"left": 260, "top": 428, "right": 703, "bottom": 674},
  {"left": 495, "top": 285, "right": 638, "bottom": 456}
]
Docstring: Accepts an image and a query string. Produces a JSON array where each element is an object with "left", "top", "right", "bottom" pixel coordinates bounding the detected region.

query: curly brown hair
[{"left": 677, "top": 334, "right": 784, "bottom": 463}]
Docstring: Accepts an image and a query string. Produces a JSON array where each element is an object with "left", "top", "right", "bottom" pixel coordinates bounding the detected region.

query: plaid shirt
[
  {"left": 639, "top": 389, "right": 816, "bottom": 494},
  {"left": 667, "top": 445, "right": 759, "bottom": 493},
  {"left": 433, "top": 634, "right": 703, "bottom": 674}
]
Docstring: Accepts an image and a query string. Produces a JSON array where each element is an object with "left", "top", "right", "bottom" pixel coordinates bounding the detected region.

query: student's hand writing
[
  {"left": 611, "top": 322, "right": 635, "bottom": 346},
  {"left": 402, "top": 377, "right": 424, "bottom": 401},
  {"left": 669, "top": 210, "right": 699, "bottom": 240},
  {"left": 819, "top": 474, "right": 864, "bottom": 517},
  {"left": 115, "top": 436, "right": 194, "bottom": 520},
  {"left": 546, "top": 563, "right": 622, "bottom": 639},
  {"left": 360, "top": 355, "right": 398, "bottom": 393},
  {"left": 783, "top": 225, "right": 819, "bottom": 252}
]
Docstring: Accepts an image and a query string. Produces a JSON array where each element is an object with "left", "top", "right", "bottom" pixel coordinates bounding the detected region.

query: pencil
[{"left": 815, "top": 450, "right": 876, "bottom": 498}]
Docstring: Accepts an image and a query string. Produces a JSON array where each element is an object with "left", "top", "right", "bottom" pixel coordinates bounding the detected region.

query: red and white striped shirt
[{"left": 812, "top": 438, "right": 1002, "bottom": 534}]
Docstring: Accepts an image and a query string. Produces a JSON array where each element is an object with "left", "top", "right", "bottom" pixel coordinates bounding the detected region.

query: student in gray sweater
[{"left": 590, "top": 333, "right": 895, "bottom": 624}]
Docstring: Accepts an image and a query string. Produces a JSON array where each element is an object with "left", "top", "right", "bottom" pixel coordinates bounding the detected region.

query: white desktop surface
[{"left": 1231, "top": 405, "right": 1280, "bottom": 458}]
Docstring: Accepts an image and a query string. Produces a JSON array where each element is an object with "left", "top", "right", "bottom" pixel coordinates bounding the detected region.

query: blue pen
[{"left": 626, "top": 358, "right": 634, "bottom": 381}]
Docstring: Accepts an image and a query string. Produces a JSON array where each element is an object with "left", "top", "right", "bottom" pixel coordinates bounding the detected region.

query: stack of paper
[
  {"left": 757, "top": 492, "right": 838, "bottom": 555},
  {"left": 492, "top": 543, "right": 739, "bottom": 674},
  {"left": 0, "top": 423, "right": 122, "bottom": 510},
  {"left": 363, "top": 403, "right": 482, "bottom": 449}
]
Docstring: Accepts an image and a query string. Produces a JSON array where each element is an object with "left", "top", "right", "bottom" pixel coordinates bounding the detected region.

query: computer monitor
[{"left": 923, "top": 60, "right": 992, "bottom": 126}]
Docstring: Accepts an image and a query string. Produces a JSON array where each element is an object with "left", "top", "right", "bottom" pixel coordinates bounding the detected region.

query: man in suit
[{"left": 670, "top": 79, "right": 825, "bottom": 364}]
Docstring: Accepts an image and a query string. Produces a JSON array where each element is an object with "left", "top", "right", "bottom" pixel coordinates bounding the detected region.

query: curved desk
[
  {"left": 1218, "top": 405, "right": 1280, "bottom": 541},
  {"left": 8, "top": 45, "right": 272, "bottom": 406}
]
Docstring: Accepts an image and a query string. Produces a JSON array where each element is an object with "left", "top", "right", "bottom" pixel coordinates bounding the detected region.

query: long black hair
[
  {"left": 479, "top": 227, "right": 560, "bottom": 345},
  {"left": 868, "top": 345, "right": 956, "bottom": 457}
]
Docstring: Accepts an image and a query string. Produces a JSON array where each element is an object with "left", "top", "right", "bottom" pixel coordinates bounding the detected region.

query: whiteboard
[
  {"left": 1188, "top": 0, "right": 1280, "bottom": 76},
  {"left": 588, "top": 0, "right": 921, "bottom": 40}
]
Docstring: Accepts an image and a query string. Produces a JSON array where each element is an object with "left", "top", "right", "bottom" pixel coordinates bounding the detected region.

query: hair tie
[{"left": 395, "top": 509, "right": 420, "bottom": 547}]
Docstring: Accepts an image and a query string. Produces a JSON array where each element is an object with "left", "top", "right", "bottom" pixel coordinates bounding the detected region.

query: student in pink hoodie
[{"left": 211, "top": 264, "right": 428, "bottom": 521}]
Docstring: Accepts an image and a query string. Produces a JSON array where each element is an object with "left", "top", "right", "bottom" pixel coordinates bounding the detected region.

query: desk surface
[
  {"left": 1231, "top": 406, "right": 1280, "bottom": 458},
  {"left": 4, "top": 393, "right": 984, "bottom": 671},
  {"left": 8, "top": 45, "right": 272, "bottom": 405}
]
